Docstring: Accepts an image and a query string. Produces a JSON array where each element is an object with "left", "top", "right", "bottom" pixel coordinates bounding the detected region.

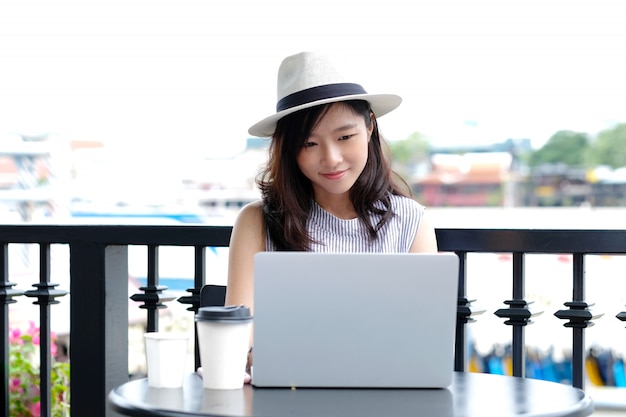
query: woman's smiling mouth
[{"left": 321, "top": 170, "right": 347, "bottom": 180}]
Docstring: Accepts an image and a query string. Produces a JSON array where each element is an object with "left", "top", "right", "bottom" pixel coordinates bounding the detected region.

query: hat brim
[{"left": 248, "top": 93, "right": 402, "bottom": 138}]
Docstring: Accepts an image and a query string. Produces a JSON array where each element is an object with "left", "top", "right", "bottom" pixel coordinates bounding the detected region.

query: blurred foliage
[
  {"left": 388, "top": 132, "right": 431, "bottom": 179},
  {"left": 9, "top": 322, "right": 70, "bottom": 417},
  {"left": 585, "top": 123, "right": 626, "bottom": 169},
  {"left": 528, "top": 130, "right": 590, "bottom": 167},
  {"left": 388, "top": 123, "right": 626, "bottom": 181},
  {"left": 529, "top": 123, "right": 626, "bottom": 169}
]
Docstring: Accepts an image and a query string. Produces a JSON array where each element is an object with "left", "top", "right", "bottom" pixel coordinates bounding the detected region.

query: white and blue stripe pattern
[{"left": 266, "top": 194, "right": 423, "bottom": 252}]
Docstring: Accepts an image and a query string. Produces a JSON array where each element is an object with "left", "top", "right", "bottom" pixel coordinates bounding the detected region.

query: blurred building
[
  {"left": 410, "top": 139, "right": 530, "bottom": 207},
  {"left": 520, "top": 164, "right": 626, "bottom": 207},
  {"left": 413, "top": 151, "right": 514, "bottom": 207}
]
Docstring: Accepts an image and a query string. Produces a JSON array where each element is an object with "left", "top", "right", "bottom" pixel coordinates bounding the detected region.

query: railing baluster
[
  {"left": 24, "top": 244, "right": 67, "bottom": 417},
  {"left": 554, "top": 253, "right": 603, "bottom": 389},
  {"left": 493, "top": 251, "right": 541, "bottom": 378},
  {"left": 454, "top": 251, "right": 469, "bottom": 371},
  {"left": 1, "top": 242, "right": 23, "bottom": 417},
  {"left": 510, "top": 252, "right": 526, "bottom": 377},
  {"left": 130, "top": 245, "right": 174, "bottom": 332},
  {"left": 572, "top": 253, "right": 586, "bottom": 389},
  {"left": 453, "top": 251, "right": 485, "bottom": 372},
  {"left": 146, "top": 244, "right": 160, "bottom": 331},
  {"left": 193, "top": 245, "right": 206, "bottom": 369},
  {"left": 177, "top": 245, "right": 208, "bottom": 369},
  {"left": 193, "top": 246, "right": 206, "bottom": 302},
  {"left": 39, "top": 243, "right": 52, "bottom": 417}
]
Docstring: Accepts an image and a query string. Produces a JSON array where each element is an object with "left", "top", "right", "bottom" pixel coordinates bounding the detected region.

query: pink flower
[
  {"left": 9, "top": 328, "right": 23, "bottom": 345},
  {"left": 29, "top": 322, "right": 40, "bottom": 346},
  {"left": 30, "top": 383, "right": 41, "bottom": 398},
  {"left": 27, "top": 321, "right": 38, "bottom": 336},
  {"left": 9, "top": 322, "right": 69, "bottom": 417},
  {"left": 9, "top": 378, "right": 23, "bottom": 394},
  {"left": 29, "top": 401, "right": 41, "bottom": 417}
]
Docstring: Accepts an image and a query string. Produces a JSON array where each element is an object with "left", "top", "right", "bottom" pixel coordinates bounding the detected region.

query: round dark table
[{"left": 109, "top": 372, "right": 593, "bottom": 417}]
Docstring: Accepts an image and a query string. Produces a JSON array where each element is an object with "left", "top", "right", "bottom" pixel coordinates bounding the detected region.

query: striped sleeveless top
[{"left": 266, "top": 194, "right": 424, "bottom": 252}]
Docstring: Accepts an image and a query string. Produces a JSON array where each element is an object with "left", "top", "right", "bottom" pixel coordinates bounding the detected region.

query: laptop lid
[{"left": 251, "top": 252, "right": 459, "bottom": 388}]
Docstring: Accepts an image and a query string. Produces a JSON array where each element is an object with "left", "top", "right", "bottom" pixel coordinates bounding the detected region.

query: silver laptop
[{"left": 251, "top": 252, "right": 459, "bottom": 388}]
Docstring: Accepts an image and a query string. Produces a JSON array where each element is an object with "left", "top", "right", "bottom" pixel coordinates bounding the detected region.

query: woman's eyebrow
[
  {"left": 309, "top": 122, "right": 359, "bottom": 138},
  {"left": 332, "top": 123, "right": 358, "bottom": 133}
]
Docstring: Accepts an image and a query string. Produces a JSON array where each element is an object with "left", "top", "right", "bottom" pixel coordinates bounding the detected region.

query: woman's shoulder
[
  {"left": 230, "top": 200, "right": 266, "bottom": 250},
  {"left": 233, "top": 200, "right": 264, "bottom": 227},
  {"left": 388, "top": 193, "right": 424, "bottom": 212},
  {"left": 241, "top": 199, "right": 264, "bottom": 212}
]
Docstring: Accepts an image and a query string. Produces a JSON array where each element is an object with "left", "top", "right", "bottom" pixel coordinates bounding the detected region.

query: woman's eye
[
  {"left": 303, "top": 141, "right": 317, "bottom": 148},
  {"left": 339, "top": 134, "right": 353, "bottom": 141}
]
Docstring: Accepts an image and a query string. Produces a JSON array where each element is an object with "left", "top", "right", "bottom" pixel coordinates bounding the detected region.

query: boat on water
[{"left": 67, "top": 201, "right": 236, "bottom": 225}]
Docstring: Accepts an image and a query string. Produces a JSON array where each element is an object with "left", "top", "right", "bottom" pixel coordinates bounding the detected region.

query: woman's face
[{"left": 296, "top": 102, "right": 373, "bottom": 201}]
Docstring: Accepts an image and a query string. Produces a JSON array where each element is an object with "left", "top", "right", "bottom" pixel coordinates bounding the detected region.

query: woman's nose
[{"left": 321, "top": 144, "right": 342, "bottom": 166}]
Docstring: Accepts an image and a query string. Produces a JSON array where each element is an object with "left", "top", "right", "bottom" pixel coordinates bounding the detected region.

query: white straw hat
[{"left": 248, "top": 51, "right": 402, "bottom": 138}]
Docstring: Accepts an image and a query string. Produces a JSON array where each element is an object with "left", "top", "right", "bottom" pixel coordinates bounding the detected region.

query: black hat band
[{"left": 276, "top": 83, "right": 368, "bottom": 112}]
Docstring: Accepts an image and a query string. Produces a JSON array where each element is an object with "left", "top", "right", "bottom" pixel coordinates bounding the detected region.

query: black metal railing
[{"left": 2, "top": 225, "right": 626, "bottom": 416}]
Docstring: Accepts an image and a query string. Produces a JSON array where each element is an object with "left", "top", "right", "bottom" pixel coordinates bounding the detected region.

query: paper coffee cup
[
  {"left": 201, "top": 386, "right": 246, "bottom": 415},
  {"left": 144, "top": 332, "right": 189, "bottom": 388},
  {"left": 195, "top": 305, "right": 252, "bottom": 390}
]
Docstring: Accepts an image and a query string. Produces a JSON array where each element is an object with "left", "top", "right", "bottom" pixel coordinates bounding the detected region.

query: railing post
[{"left": 70, "top": 243, "right": 128, "bottom": 417}]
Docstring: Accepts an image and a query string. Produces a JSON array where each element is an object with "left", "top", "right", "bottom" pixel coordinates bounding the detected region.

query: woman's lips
[{"left": 321, "top": 170, "right": 346, "bottom": 180}]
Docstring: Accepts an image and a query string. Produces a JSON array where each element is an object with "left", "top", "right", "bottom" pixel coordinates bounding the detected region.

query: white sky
[{"left": 1, "top": 0, "right": 625, "bottom": 159}]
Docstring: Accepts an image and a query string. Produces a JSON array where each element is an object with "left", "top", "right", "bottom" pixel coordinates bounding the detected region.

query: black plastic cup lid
[{"left": 195, "top": 305, "right": 252, "bottom": 322}]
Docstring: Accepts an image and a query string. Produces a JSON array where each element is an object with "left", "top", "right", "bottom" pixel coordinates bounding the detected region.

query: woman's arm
[
  {"left": 225, "top": 200, "right": 266, "bottom": 312},
  {"left": 224, "top": 201, "right": 265, "bottom": 383},
  {"left": 409, "top": 211, "right": 439, "bottom": 253}
]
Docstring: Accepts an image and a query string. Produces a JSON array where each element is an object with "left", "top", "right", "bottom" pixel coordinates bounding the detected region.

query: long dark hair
[{"left": 257, "top": 100, "right": 411, "bottom": 250}]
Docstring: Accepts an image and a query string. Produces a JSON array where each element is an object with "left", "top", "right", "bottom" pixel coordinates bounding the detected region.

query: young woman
[
  {"left": 222, "top": 52, "right": 438, "bottom": 382},
  {"left": 226, "top": 51, "right": 438, "bottom": 311}
]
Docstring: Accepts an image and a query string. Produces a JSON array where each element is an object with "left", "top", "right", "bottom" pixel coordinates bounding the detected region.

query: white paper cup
[
  {"left": 144, "top": 332, "right": 189, "bottom": 388},
  {"left": 195, "top": 305, "right": 252, "bottom": 390},
  {"left": 201, "top": 385, "right": 246, "bottom": 415}
]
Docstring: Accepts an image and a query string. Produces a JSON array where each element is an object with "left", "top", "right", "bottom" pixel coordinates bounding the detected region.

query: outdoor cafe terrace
[{"left": 2, "top": 224, "right": 626, "bottom": 416}]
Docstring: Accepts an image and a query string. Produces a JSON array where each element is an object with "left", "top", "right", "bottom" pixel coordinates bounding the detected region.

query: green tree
[
  {"left": 529, "top": 130, "right": 590, "bottom": 167},
  {"left": 388, "top": 132, "right": 431, "bottom": 179},
  {"left": 586, "top": 123, "right": 626, "bottom": 168}
]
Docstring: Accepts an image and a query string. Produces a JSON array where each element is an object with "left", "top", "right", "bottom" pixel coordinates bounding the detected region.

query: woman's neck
[{"left": 314, "top": 195, "right": 357, "bottom": 220}]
